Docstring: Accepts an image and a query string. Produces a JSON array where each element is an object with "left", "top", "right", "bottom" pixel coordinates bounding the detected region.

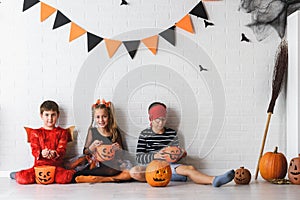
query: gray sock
[
  {"left": 212, "top": 169, "right": 235, "bottom": 187},
  {"left": 10, "top": 172, "right": 16, "bottom": 180}
]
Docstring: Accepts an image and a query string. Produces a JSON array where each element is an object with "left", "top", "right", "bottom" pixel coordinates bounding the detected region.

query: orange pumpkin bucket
[
  {"left": 34, "top": 165, "right": 56, "bottom": 184},
  {"left": 161, "top": 146, "right": 182, "bottom": 163},
  {"left": 95, "top": 144, "right": 116, "bottom": 162}
]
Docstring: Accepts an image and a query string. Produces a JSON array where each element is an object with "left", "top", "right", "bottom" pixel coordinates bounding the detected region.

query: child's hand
[
  {"left": 49, "top": 150, "right": 58, "bottom": 159},
  {"left": 154, "top": 151, "right": 168, "bottom": 160},
  {"left": 89, "top": 140, "right": 102, "bottom": 152},
  {"left": 111, "top": 143, "right": 120, "bottom": 151},
  {"left": 42, "top": 149, "right": 58, "bottom": 159},
  {"left": 180, "top": 148, "right": 187, "bottom": 158},
  {"left": 41, "top": 148, "right": 50, "bottom": 158}
]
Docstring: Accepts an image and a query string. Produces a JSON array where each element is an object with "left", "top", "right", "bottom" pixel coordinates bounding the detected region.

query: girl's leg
[
  {"left": 175, "top": 165, "right": 234, "bottom": 187},
  {"left": 129, "top": 165, "right": 146, "bottom": 182},
  {"left": 75, "top": 170, "right": 131, "bottom": 183},
  {"left": 175, "top": 165, "right": 214, "bottom": 184}
]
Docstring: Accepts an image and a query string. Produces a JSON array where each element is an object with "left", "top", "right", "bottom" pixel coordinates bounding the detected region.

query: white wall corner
[{"left": 287, "top": 10, "right": 300, "bottom": 160}]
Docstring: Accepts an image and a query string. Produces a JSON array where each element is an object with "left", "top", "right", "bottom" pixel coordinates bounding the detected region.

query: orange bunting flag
[
  {"left": 141, "top": 35, "right": 159, "bottom": 55},
  {"left": 175, "top": 14, "right": 194, "bottom": 33},
  {"left": 40, "top": 2, "right": 57, "bottom": 22},
  {"left": 104, "top": 39, "right": 122, "bottom": 58},
  {"left": 69, "top": 22, "right": 87, "bottom": 42}
]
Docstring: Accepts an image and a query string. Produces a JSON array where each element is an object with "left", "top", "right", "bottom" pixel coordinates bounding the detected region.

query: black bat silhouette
[
  {"left": 199, "top": 65, "right": 208, "bottom": 72},
  {"left": 204, "top": 20, "right": 214, "bottom": 28},
  {"left": 241, "top": 33, "right": 250, "bottom": 42},
  {"left": 121, "top": 0, "right": 128, "bottom": 5}
]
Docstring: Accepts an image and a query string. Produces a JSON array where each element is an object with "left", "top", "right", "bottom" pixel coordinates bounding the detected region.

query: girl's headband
[{"left": 92, "top": 99, "right": 111, "bottom": 108}]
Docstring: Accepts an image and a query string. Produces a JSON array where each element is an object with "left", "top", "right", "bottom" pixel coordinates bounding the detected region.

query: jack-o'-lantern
[
  {"left": 145, "top": 160, "right": 172, "bottom": 187},
  {"left": 34, "top": 165, "right": 56, "bottom": 184},
  {"left": 288, "top": 154, "right": 300, "bottom": 184},
  {"left": 95, "top": 144, "right": 115, "bottom": 162},
  {"left": 162, "top": 146, "right": 182, "bottom": 163},
  {"left": 234, "top": 166, "right": 251, "bottom": 184},
  {"left": 259, "top": 146, "right": 287, "bottom": 181}
]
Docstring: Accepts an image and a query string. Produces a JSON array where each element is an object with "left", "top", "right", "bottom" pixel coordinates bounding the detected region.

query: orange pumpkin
[
  {"left": 34, "top": 165, "right": 56, "bottom": 184},
  {"left": 288, "top": 154, "right": 300, "bottom": 184},
  {"left": 161, "top": 146, "right": 182, "bottom": 163},
  {"left": 145, "top": 160, "right": 172, "bottom": 187},
  {"left": 95, "top": 144, "right": 115, "bottom": 162},
  {"left": 259, "top": 146, "right": 287, "bottom": 181},
  {"left": 234, "top": 166, "right": 251, "bottom": 184}
]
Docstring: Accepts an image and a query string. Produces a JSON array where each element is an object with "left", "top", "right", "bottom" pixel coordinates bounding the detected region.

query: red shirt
[{"left": 30, "top": 127, "right": 68, "bottom": 167}]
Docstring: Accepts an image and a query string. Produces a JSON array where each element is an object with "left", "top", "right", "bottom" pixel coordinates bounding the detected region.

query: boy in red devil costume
[{"left": 11, "top": 100, "right": 75, "bottom": 184}]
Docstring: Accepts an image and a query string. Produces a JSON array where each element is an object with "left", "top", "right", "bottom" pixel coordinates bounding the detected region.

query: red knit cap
[{"left": 148, "top": 104, "right": 167, "bottom": 121}]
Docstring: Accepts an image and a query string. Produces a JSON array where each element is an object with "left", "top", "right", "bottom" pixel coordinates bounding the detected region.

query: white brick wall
[{"left": 0, "top": 0, "right": 286, "bottom": 176}]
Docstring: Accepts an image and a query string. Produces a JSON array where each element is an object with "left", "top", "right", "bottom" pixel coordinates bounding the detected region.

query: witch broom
[{"left": 254, "top": 40, "right": 288, "bottom": 180}]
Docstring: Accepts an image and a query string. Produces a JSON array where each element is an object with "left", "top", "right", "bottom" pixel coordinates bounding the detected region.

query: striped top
[{"left": 136, "top": 127, "right": 179, "bottom": 165}]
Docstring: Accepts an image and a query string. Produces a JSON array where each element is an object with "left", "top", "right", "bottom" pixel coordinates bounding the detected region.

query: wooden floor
[{"left": 1, "top": 177, "right": 299, "bottom": 200}]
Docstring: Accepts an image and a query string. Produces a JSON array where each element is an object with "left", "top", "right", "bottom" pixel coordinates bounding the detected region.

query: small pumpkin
[
  {"left": 234, "top": 166, "right": 251, "bottom": 184},
  {"left": 34, "top": 165, "right": 56, "bottom": 184},
  {"left": 288, "top": 154, "right": 300, "bottom": 184},
  {"left": 259, "top": 146, "right": 287, "bottom": 181},
  {"left": 145, "top": 160, "right": 172, "bottom": 187},
  {"left": 95, "top": 144, "right": 115, "bottom": 162},
  {"left": 161, "top": 146, "right": 183, "bottom": 163}
]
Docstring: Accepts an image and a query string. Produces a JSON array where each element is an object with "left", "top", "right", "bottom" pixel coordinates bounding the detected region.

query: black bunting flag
[
  {"left": 189, "top": 1, "right": 208, "bottom": 20},
  {"left": 87, "top": 32, "right": 103, "bottom": 52},
  {"left": 53, "top": 11, "right": 71, "bottom": 29},
  {"left": 159, "top": 26, "right": 176, "bottom": 46},
  {"left": 22, "top": 0, "right": 211, "bottom": 59},
  {"left": 123, "top": 40, "right": 140, "bottom": 59},
  {"left": 23, "top": 0, "right": 39, "bottom": 12}
]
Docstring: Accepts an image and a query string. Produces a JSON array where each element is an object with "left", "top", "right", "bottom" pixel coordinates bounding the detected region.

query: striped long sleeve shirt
[{"left": 136, "top": 127, "right": 179, "bottom": 165}]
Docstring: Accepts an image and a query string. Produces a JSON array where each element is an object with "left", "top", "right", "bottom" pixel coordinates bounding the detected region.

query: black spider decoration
[{"left": 121, "top": 0, "right": 128, "bottom": 5}]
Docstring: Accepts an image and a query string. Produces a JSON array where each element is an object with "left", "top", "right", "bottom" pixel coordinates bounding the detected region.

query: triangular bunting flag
[
  {"left": 189, "top": 1, "right": 208, "bottom": 20},
  {"left": 175, "top": 14, "right": 194, "bottom": 33},
  {"left": 23, "top": 0, "right": 40, "bottom": 12},
  {"left": 40, "top": 2, "right": 56, "bottom": 22},
  {"left": 69, "top": 22, "right": 87, "bottom": 42},
  {"left": 159, "top": 26, "right": 176, "bottom": 46},
  {"left": 53, "top": 11, "right": 71, "bottom": 29},
  {"left": 123, "top": 40, "right": 140, "bottom": 59},
  {"left": 141, "top": 35, "right": 158, "bottom": 55},
  {"left": 104, "top": 39, "right": 122, "bottom": 58},
  {"left": 87, "top": 32, "right": 103, "bottom": 52}
]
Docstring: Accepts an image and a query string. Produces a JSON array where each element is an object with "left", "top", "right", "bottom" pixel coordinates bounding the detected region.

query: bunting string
[{"left": 23, "top": 0, "right": 210, "bottom": 59}]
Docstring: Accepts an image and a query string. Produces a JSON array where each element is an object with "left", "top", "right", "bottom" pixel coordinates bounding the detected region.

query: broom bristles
[{"left": 267, "top": 40, "right": 288, "bottom": 114}]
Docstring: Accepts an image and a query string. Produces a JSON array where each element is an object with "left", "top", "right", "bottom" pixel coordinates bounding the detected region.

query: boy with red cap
[{"left": 130, "top": 102, "right": 235, "bottom": 187}]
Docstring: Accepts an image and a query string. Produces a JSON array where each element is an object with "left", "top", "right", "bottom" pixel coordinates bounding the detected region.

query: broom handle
[{"left": 254, "top": 112, "right": 272, "bottom": 180}]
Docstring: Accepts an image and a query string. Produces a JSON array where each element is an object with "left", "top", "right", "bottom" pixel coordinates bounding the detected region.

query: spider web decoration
[{"left": 239, "top": 0, "right": 300, "bottom": 41}]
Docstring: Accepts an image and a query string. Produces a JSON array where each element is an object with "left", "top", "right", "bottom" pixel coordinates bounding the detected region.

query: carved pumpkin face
[
  {"left": 234, "top": 166, "right": 251, "bottom": 184},
  {"left": 95, "top": 144, "right": 115, "bottom": 162},
  {"left": 288, "top": 154, "right": 300, "bottom": 184},
  {"left": 162, "top": 146, "right": 182, "bottom": 163},
  {"left": 34, "top": 165, "right": 56, "bottom": 184},
  {"left": 145, "top": 160, "right": 172, "bottom": 187}
]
